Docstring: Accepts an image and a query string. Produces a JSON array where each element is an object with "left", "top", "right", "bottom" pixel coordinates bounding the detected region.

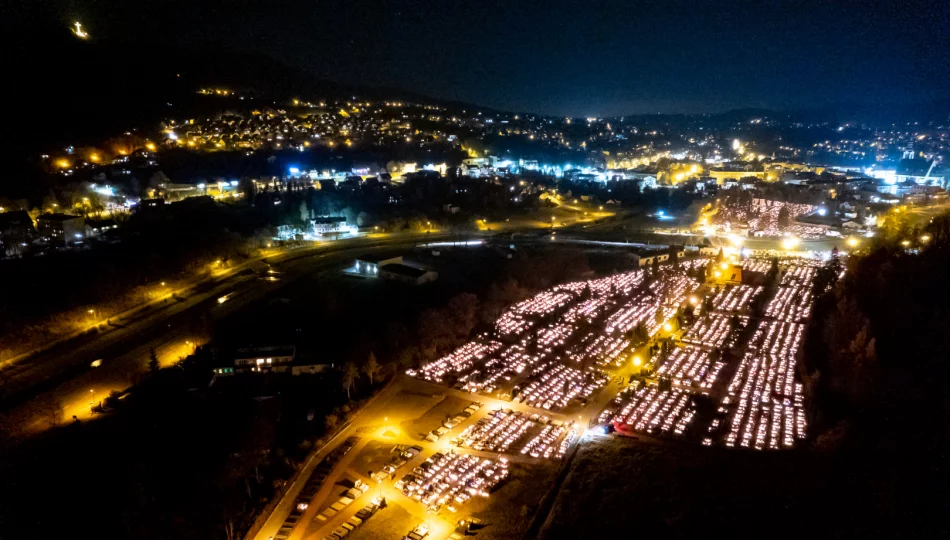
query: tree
[
  {"left": 633, "top": 321, "right": 649, "bottom": 345},
  {"left": 813, "top": 247, "right": 843, "bottom": 295},
  {"left": 37, "top": 397, "right": 64, "bottom": 428},
  {"left": 341, "top": 361, "right": 359, "bottom": 400},
  {"left": 105, "top": 390, "right": 122, "bottom": 408},
  {"left": 580, "top": 284, "right": 593, "bottom": 301},
  {"left": 767, "top": 256, "right": 780, "bottom": 284},
  {"left": 324, "top": 412, "right": 340, "bottom": 432},
  {"left": 419, "top": 308, "right": 452, "bottom": 353},
  {"left": 398, "top": 346, "right": 419, "bottom": 370},
  {"left": 362, "top": 352, "right": 381, "bottom": 385},
  {"left": 447, "top": 293, "right": 480, "bottom": 339},
  {"left": 729, "top": 313, "right": 741, "bottom": 330},
  {"left": 777, "top": 206, "right": 791, "bottom": 229},
  {"left": 239, "top": 177, "right": 257, "bottom": 202},
  {"left": 148, "top": 348, "right": 160, "bottom": 373}
]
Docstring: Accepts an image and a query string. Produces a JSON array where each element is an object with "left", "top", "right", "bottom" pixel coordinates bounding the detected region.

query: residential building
[
  {"left": 138, "top": 197, "right": 166, "bottom": 210},
  {"left": 0, "top": 210, "right": 36, "bottom": 256},
  {"left": 36, "top": 213, "right": 85, "bottom": 245},
  {"left": 312, "top": 216, "right": 355, "bottom": 236},
  {"left": 85, "top": 218, "right": 118, "bottom": 237},
  {"left": 213, "top": 345, "right": 332, "bottom": 376},
  {"left": 233, "top": 345, "right": 296, "bottom": 373}
]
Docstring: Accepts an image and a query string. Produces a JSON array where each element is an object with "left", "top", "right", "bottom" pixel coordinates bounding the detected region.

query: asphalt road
[
  {"left": 254, "top": 375, "right": 573, "bottom": 540},
  {"left": 253, "top": 361, "right": 662, "bottom": 540},
  {"left": 0, "top": 232, "right": 462, "bottom": 435}
]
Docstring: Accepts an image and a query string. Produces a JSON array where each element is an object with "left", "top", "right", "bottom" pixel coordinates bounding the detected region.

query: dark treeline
[
  {"left": 801, "top": 214, "right": 950, "bottom": 536},
  {"left": 0, "top": 246, "right": 615, "bottom": 540},
  {"left": 0, "top": 170, "right": 551, "bottom": 355}
]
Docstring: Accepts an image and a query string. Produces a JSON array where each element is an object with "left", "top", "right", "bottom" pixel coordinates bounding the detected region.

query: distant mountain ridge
[{"left": 10, "top": 24, "right": 948, "bottom": 160}]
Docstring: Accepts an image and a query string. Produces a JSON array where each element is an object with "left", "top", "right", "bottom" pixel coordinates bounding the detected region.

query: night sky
[{"left": 12, "top": 0, "right": 950, "bottom": 116}]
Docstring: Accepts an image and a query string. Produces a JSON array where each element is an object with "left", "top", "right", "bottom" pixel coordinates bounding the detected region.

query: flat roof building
[
  {"left": 213, "top": 345, "right": 332, "bottom": 376},
  {"left": 36, "top": 213, "right": 85, "bottom": 245},
  {"left": 379, "top": 262, "right": 438, "bottom": 284}
]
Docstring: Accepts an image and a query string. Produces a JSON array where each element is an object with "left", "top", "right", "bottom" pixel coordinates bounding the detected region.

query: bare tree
[
  {"left": 362, "top": 352, "right": 381, "bottom": 385},
  {"left": 447, "top": 293, "right": 480, "bottom": 339},
  {"left": 222, "top": 510, "right": 236, "bottom": 540},
  {"left": 148, "top": 348, "right": 160, "bottom": 373},
  {"left": 37, "top": 396, "right": 64, "bottom": 429},
  {"left": 324, "top": 412, "right": 340, "bottom": 433},
  {"left": 341, "top": 361, "right": 358, "bottom": 400}
]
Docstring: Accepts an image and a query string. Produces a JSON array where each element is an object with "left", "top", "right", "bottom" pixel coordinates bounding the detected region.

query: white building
[{"left": 312, "top": 216, "right": 356, "bottom": 236}]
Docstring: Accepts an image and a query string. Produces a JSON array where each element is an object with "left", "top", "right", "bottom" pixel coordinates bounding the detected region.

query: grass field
[
  {"left": 463, "top": 462, "right": 559, "bottom": 540},
  {"left": 403, "top": 395, "right": 471, "bottom": 438},
  {"left": 538, "top": 437, "right": 839, "bottom": 539},
  {"left": 346, "top": 502, "right": 418, "bottom": 540}
]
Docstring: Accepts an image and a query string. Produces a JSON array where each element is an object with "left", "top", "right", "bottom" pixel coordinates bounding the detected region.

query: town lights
[
  {"left": 846, "top": 237, "right": 859, "bottom": 248},
  {"left": 632, "top": 355, "right": 642, "bottom": 367},
  {"left": 920, "top": 235, "right": 931, "bottom": 243},
  {"left": 688, "top": 295, "right": 699, "bottom": 305},
  {"left": 901, "top": 240, "right": 911, "bottom": 247},
  {"left": 663, "top": 323, "right": 673, "bottom": 333}
]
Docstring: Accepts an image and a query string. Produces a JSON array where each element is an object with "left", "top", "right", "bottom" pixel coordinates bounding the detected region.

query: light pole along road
[{"left": 0, "top": 231, "right": 470, "bottom": 434}]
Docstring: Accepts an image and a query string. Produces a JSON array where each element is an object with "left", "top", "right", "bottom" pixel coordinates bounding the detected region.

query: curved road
[{"left": 0, "top": 232, "right": 466, "bottom": 435}]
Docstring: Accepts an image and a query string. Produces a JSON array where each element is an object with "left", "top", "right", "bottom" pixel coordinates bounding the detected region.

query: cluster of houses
[{"left": 0, "top": 210, "right": 118, "bottom": 257}]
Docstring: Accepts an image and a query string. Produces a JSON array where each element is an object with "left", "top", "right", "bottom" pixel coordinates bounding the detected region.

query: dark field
[{"left": 539, "top": 436, "right": 946, "bottom": 539}]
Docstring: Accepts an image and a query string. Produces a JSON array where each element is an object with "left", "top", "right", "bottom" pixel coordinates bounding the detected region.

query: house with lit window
[
  {"left": 221, "top": 345, "right": 297, "bottom": 375},
  {"left": 312, "top": 216, "right": 356, "bottom": 236},
  {"left": 213, "top": 345, "right": 332, "bottom": 376},
  {"left": 36, "top": 213, "right": 85, "bottom": 245},
  {"left": 0, "top": 210, "right": 36, "bottom": 256}
]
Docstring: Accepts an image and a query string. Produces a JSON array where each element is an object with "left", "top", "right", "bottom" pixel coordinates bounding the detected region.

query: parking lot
[{"left": 259, "top": 256, "right": 822, "bottom": 540}]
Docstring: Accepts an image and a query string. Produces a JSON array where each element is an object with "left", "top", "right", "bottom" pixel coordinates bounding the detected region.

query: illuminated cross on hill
[{"left": 72, "top": 21, "right": 89, "bottom": 39}]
